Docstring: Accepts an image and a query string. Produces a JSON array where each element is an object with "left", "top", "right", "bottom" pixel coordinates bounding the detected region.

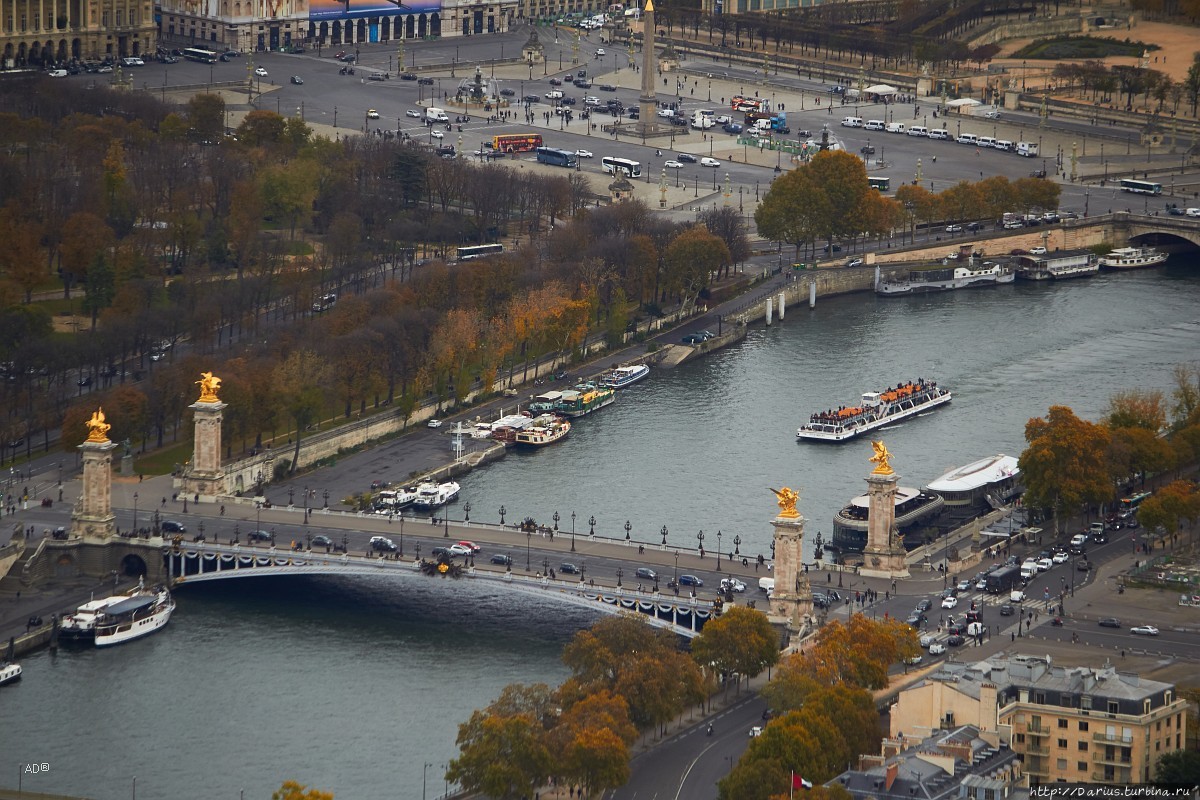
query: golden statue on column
[
  {"left": 869, "top": 440, "right": 894, "bottom": 475},
  {"left": 196, "top": 371, "right": 222, "bottom": 403},
  {"left": 769, "top": 486, "right": 800, "bottom": 519},
  {"left": 85, "top": 408, "right": 112, "bottom": 443}
]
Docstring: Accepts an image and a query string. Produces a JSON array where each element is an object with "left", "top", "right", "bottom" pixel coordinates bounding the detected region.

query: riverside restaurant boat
[
  {"left": 831, "top": 487, "right": 945, "bottom": 554},
  {"left": 1098, "top": 246, "right": 1167, "bottom": 270},
  {"left": 1015, "top": 249, "right": 1099, "bottom": 280},
  {"left": 796, "top": 379, "right": 952, "bottom": 442},
  {"left": 513, "top": 415, "right": 571, "bottom": 447},
  {"left": 94, "top": 584, "right": 175, "bottom": 647},
  {"left": 531, "top": 383, "right": 615, "bottom": 418},
  {"left": 0, "top": 661, "right": 21, "bottom": 687},
  {"left": 412, "top": 480, "right": 461, "bottom": 509},
  {"left": 876, "top": 262, "right": 1014, "bottom": 296},
  {"left": 373, "top": 487, "right": 418, "bottom": 513},
  {"left": 924, "top": 454, "right": 1023, "bottom": 526},
  {"left": 489, "top": 414, "right": 535, "bottom": 444},
  {"left": 601, "top": 364, "right": 650, "bottom": 389}
]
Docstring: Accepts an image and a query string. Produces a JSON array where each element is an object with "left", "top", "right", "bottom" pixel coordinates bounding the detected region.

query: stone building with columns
[
  {"left": 1, "top": 0, "right": 155, "bottom": 66},
  {"left": 157, "top": 0, "right": 308, "bottom": 53}
]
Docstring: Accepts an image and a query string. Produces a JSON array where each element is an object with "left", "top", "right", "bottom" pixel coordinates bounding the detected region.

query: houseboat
[
  {"left": 1015, "top": 249, "right": 1099, "bottom": 280},
  {"left": 513, "top": 415, "right": 571, "bottom": 447},
  {"left": 1098, "top": 246, "right": 1167, "bottom": 270},
  {"left": 601, "top": 364, "right": 650, "bottom": 389}
]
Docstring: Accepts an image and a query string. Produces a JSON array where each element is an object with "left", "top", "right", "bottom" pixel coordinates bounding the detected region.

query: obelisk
[
  {"left": 73, "top": 407, "right": 118, "bottom": 539},
  {"left": 859, "top": 441, "right": 910, "bottom": 578},
  {"left": 636, "top": 0, "right": 659, "bottom": 137}
]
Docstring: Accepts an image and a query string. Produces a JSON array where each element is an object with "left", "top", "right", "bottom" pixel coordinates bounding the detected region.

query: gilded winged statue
[
  {"left": 869, "top": 440, "right": 894, "bottom": 475},
  {"left": 86, "top": 407, "right": 111, "bottom": 443},
  {"left": 196, "top": 371, "right": 222, "bottom": 403},
  {"left": 769, "top": 486, "right": 800, "bottom": 519}
]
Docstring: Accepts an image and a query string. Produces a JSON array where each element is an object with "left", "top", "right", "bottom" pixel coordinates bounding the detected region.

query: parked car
[
  {"left": 681, "top": 331, "right": 715, "bottom": 344},
  {"left": 845, "top": 257, "right": 864, "bottom": 268},
  {"left": 928, "top": 642, "right": 947, "bottom": 655},
  {"left": 427, "top": 419, "right": 443, "bottom": 428}
]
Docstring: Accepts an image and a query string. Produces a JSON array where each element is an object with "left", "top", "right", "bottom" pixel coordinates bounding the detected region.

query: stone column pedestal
[
  {"left": 72, "top": 439, "right": 118, "bottom": 539},
  {"left": 859, "top": 471, "right": 910, "bottom": 579},
  {"left": 179, "top": 400, "right": 227, "bottom": 500},
  {"left": 769, "top": 514, "right": 814, "bottom": 635}
]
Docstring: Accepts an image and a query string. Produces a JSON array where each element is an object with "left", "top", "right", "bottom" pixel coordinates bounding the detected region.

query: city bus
[
  {"left": 492, "top": 133, "right": 544, "bottom": 154},
  {"left": 456, "top": 244, "right": 505, "bottom": 261},
  {"left": 601, "top": 156, "right": 641, "bottom": 178},
  {"left": 731, "top": 96, "right": 764, "bottom": 113},
  {"left": 182, "top": 47, "right": 219, "bottom": 64},
  {"left": 1119, "top": 179, "right": 1162, "bottom": 195},
  {"left": 867, "top": 176, "right": 891, "bottom": 192},
  {"left": 535, "top": 147, "right": 578, "bottom": 168},
  {"left": 1119, "top": 491, "right": 1152, "bottom": 514}
]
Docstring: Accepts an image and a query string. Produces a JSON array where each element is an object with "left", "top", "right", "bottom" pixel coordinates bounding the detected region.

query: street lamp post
[
  {"left": 588, "top": 514, "right": 595, "bottom": 537},
  {"left": 323, "top": 489, "right": 329, "bottom": 508},
  {"left": 624, "top": 520, "right": 631, "bottom": 542},
  {"left": 716, "top": 530, "right": 723, "bottom": 569},
  {"left": 499, "top": 505, "right": 506, "bottom": 525},
  {"left": 661, "top": 525, "right": 668, "bottom": 546},
  {"left": 133, "top": 492, "right": 138, "bottom": 534},
  {"left": 616, "top": 567, "right": 623, "bottom": 587},
  {"left": 463, "top": 502, "right": 471, "bottom": 523},
  {"left": 553, "top": 511, "right": 560, "bottom": 532},
  {"left": 526, "top": 530, "right": 531, "bottom": 571},
  {"left": 422, "top": 763, "right": 433, "bottom": 800},
  {"left": 570, "top": 512, "right": 577, "bottom": 551},
  {"left": 733, "top": 535, "right": 741, "bottom": 556},
  {"left": 697, "top": 529, "right": 705, "bottom": 556}
]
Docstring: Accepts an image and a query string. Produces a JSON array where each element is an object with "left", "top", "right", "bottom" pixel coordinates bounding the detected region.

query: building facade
[
  {"left": 2, "top": 0, "right": 155, "bottom": 65},
  {"left": 158, "top": 0, "right": 308, "bottom": 52},
  {"left": 890, "top": 656, "right": 1189, "bottom": 785}
]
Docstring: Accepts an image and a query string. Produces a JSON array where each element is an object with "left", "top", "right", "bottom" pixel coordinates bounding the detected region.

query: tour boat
[
  {"left": 1098, "top": 246, "right": 1167, "bottom": 270},
  {"left": 94, "top": 585, "right": 175, "bottom": 647},
  {"left": 412, "top": 480, "right": 461, "bottom": 509},
  {"left": 877, "top": 263, "right": 1014, "bottom": 295},
  {"left": 601, "top": 364, "right": 650, "bottom": 389},
  {"left": 513, "top": 415, "right": 571, "bottom": 447},
  {"left": 0, "top": 661, "right": 21, "bottom": 687},
  {"left": 59, "top": 594, "right": 127, "bottom": 642},
  {"left": 1015, "top": 249, "right": 1099, "bottom": 280},
  {"left": 373, "top": 487, "right": 417, "bottom": 513},
  {"left": 796, "top": 379, "right": 952, "bottom": 442}
]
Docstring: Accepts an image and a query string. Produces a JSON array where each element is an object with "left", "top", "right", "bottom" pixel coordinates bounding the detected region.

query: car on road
[
  {"left": 635, "top": 567, "right": 658, "bottom": 581},
  {"left": 427, "top": 419, "right": 443, "bottom": 428},
  {"left": 999, "top": 604, "right": 1014, "bottom": 616},
  {"left": 247, "top": 529, "right": 272, "bottom": 543},
  {"left": 370, "top": 536, "right": 398, "bottom": 552},
  {"left": 956, "top": 579, "right": 971, "bottom": 591},
  {"left": 822, "top": 243, "right": 842, "bottom": 253},
  {"left": 845, "top": 257, "right": 864, "bottom": 268},
  {"left": 596, "top": 48, "right": 606, "bottom": 56},
  {"left": 1098, "top": 617, "right": 1121, "bottom": 628},
  {"left": 700, "top": 157, "right": 721, "bottom": 167},
  {"left": 1052, "top": 551, "right": 1070, "bottom": 564},
  {"left": 448, "top": 543, "right": 474, "bottom": 556},
  {"left": 366, "top": 109, "right": 380, "bottom": 119},
  {"left": 311, "top": 535, "right": 333, "bottom": 548},
  {"left": 946, "top": 224, "right": 964, "bottom": 233},
  {"left": 941, "top": 596, "right": 958, "bottom": 609},
  {"left": 48, "top": 69, "right": 68, "bottom": 77},
  {"left": 919, "top": 633, "right": 935, "bottom": 647},
  {"left": 161, "top": 520, "right": 187, "bottom": 534},
  {"left": 674, "top": 153, "right": 698, "bottom": 163},
  {"left": 431, "top": 130, "right": 444, "bottom": 139},
  {"left": 720, "top": 578, "right": 747, "bottom": 593},
  {"left": 664, "top": 160, "right": 684, "bottom": 169},
  {"left": 1036, "top": 557, "right": 1053, "bottom": 572},
  {"left": 946, "top": 634, "right": 965, "bottom": 647},
  {"left": 418, "top": 77, "right": 435, "bottom": 85},
  {"left": 254, "top": 67, "right": 268, "bottom": 77},
  {"left": 574, "top": 149, "right": 593, "bottom": 158},
  {"left": 549, "top": 78, "right": 562, "bottom": 86},
  {"left": 290, "top": 75, "right": 303, "bottom": 85},
  {"left": 559, "top": 562, "right": 580, "bottom": 574},
  {"left": 915, "top": 598, "right": 932, "bottom": 612},
  {"left": 904, "top": 653, "right": 923, "bottom": 665},
  {"left": 454, "top": 541, "right": 480, "bottom": 553},
  {"left": 928, "top": 642, "right": 947, "bottom": 655},
  {"left": 406, "top": 109, "right": 422, "bottom": 118},
  {"left": 1070, "top": 533, "right": 1088, "bottom": 547},
  {"left": 1131, "top": 625, "right": 1159, "bottom": 636},
  {"left": 983, "top": 109, "right": 1001, "bottom": 119},
  {"left": 400, "top": 72, "right": 417, "bottom": 81},
  {"left": 599, "top": 84, "right": 617, "bottom": 91},
  {"left": 430, "top": 547, "right": 453, "bottom": 559},
  {"left": 859, "top": 145, "right": 875, "bottom": 155},
  {"left": 499, "top": 87, "right": 515, "bottom": 96},
  {"left": 749, "top": 726, "right": 763, "bottom": 737},
  {"left": 722, "top": 123, "right": 744, "bottom": 134},
  {"left": 1030, "top": 246, "right": 1047, "bottom": 255},
  {"left": 681, "top": 331, "right": 715, "bottom": 344},
  {"left": 490, "top": 554, "right": 513, "bottom": 566},
  {"left": 678, "top": 574, "right": 703, "bottom": 587}
]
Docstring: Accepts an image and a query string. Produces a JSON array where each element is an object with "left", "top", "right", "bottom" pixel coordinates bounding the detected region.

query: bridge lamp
[
  {"left": 198, "top": 521, "right": 205, "bottom": 543},
  {"left": 306, "top": 533, "right": 311, "bottom": 550},
  {"left": 463, "top": 502, "right": 470, "bottom": 523},
  {"left": 616, "top": 567, "right": 623, "bottom": 587},
  {"left": 444, "top": 512, "right": 449, "bottom": 538},
  {"left": 342, "top": 533, "right": 348, "bottom": 553},
  {"left": 553, "top": 511, "right": 560, "bottom": 531},
  {"left": 624, "top": 520, "right": 631, "bottom": 541},
  {"left": 133, "top": 492, "right": 138, "bottom": 534},
  {"left": 525, "top": 530, "right": 531, "bottom": 571},
  {"left": 697, "top": 529, "right": 705, "bottom": 555},
  {"left": 499, "top": 505, "right": 506, "bottom": 525},
  {"left": 733, "top": 534, "right": 741, "bottom": 555},
  {"left": 716, "top": 530, "right": 723, "bottom": 569},
  {"left": 580, "top": 561, "right": 586, "bottom": 582},
  {"left": 571, "top": 511, "right": 575, "bottom": 537},
  {"left": 415, "top": 542, "right": 421, "bottom": 561},
  {"left": 542, "top": 557, "right": 550, "bottom": 577},
  {"left": 233, "top": 524, "right": 239, "bottom": 545},
  {"left": 589, "top": 515, "right": 596, "bottom": 536},
  {"left": 661, "top": 525, "right": 668, "bottom": 546},
  {"left": 323, "top": 489, "right": 329, "bottom": 508},
  {"left": 288, "top": 487, "right": 294, "bottom": 507}
]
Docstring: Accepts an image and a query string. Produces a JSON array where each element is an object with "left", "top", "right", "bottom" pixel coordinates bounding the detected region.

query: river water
[{"left": 3, "top": 263, "right": 1198, "bottom": 799}]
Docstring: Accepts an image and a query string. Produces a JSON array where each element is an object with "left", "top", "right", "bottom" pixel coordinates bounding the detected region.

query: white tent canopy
[
  {"left": 946, "top": 98, "right": 981, "bottom": 107},
  {"left": 863, "top": 84, "right": 898, "bottom": 95}
]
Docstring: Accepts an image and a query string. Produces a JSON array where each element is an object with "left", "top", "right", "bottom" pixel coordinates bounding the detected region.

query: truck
[
  {"left": 1016, "top": 141, "right": 1039, "bottom": 158},
  {"left": 690, "top": 111, "right": 715, "bottom": 129},
  {"left": 425, "top": 106, "right": 448, "bottom": 123},
  {"left": 758, "top": 577, "right": 775, "bottom": 595},
  {"left": 984, "top": 565, "right": 1022, "bottom": 595},
  {"left": 746, "top": 111, "right": 790, "bottom": 133}
]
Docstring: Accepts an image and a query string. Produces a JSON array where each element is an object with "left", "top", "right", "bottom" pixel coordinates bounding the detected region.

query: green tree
[
  {"left": 238, "top": 109, "right": 288, "bottom": 147},
  {"left": 186, "top": 94, "right": 226, "bottom": 142},
  {"left": 1020, "top": 405, "right": 1113, "bottom": 534},
  {"left": 272, "top": 350, "right": 330, "bottom": 474},
  {"left": 662, "top": 225, "right": 730, "bottom": 311},
  {"left": 1154, "top": 749, "right": 1200, "bottom": 784},
  {"left": 754, "top": 167, "right": 829, "bottom": 256},
  {"left": 691, "top": 606, "right": 780, "bottom": 692}
]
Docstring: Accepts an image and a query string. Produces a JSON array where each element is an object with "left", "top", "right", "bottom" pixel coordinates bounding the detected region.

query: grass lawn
[
  {"left": 1013, "top": 36, "right": 1158, "bottom": 60},
  {"left": 134, "top": 440, "right": 193, "bottom": 477}
]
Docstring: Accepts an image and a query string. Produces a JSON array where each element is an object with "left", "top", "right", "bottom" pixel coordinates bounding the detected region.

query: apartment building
[
  {"left": 890, "top": 655, "right": 1189, "bottom": 784},
  {"left": 2, "top": 0, "right": 155, "bottom": 65}
]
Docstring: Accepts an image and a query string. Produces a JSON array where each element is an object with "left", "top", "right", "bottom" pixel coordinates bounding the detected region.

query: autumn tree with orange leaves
[{"left": 1020, "top": 405, "right": 1113, "bottom": 534}]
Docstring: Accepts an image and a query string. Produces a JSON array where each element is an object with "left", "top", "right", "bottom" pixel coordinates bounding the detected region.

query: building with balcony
[
  {"left": 829, "top": 725, "right": 1027, "bottom": 800},
  {"left": 2, "top": 0, "right": 155, "bottom": 65},
  {"left": 158, "top": 0, "right": 308, "bottom": 53},
  {"left": 889, "top": 655, "right": 1189, "bottom": 785}
]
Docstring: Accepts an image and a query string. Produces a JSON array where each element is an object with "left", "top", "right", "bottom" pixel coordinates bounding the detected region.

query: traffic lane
[{"left": 607, "top": 692, "right": 765, "bottom": 800}]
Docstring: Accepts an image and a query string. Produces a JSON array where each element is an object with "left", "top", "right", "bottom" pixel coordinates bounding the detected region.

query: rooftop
[{"left": 925, "top": 454, "right": 1019, "bottom": 493}]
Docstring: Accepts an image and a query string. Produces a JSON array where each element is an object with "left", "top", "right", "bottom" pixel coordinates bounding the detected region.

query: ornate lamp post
[
  {"left": 305, "top": 532, "right": 312, "bottom": 550},
  {"left": 323, "top": 489, "right": 329, "bottom": 508},
  {"left": 697, "top": 529, "right": 705, "bottom": 556},
  {"left": 463, "top": 502, "right": 471, "bottom": 523},
  {"left": 661, "top": 525, "right": 668, "bottom": 546},
  {"left": 415, "top": 542, "right": 421, "bottom": 561},
  {"left": 553, "top": 511, "right": 560, "bottom": 531},
  {"left": 624, "top": 520, "right": 631, "bottom": 542},
  {"left": 288, "top": 487, "right": 294, "bottom": 507},
  {"left": 616, "top": 567, "right": 623, "bottom": 587},
  {"left": 133, "top": 492, "right": 138, "bottom": 534},
  {"left": 499, "top": 505, "right": 506, "bottom": 525},
  {"left": 570, "top": 512, "right": 577, "bottom": 552},
  {"left": 716, "top": 530, "right": 723, "bottom": 569},
  {"left": 733, "top": 534, "right": 741, "bottom": 555},
  {"left": 198, "top": 521, "right": 205, "bottom": 542},
  {"left": 233, "top": 524, "right": 240, "bottom": 545},
  {"left": 542, "top": 557, "right": 550, "bottom": 577},
  {"left": 526, "top": 529, "right": 531, "bottom": 571}
]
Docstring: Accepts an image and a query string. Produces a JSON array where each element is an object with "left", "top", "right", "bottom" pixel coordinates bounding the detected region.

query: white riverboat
[
  {"left": 59, "top": 594, "right": 127, "bottom": 642},
  {"left": 796, "top": 379, "right": 952, "bottom": 442},
  {"left": 1098, "top": 246, "right": 1167, "bottom": 270},
  {"left": 373, "top": 487, "right": 417, "bottom": 513},
  {"left": 513, "top": 415, "right": 571, "bottom": 447},
  {"left": 94, "top": 585, "right": 175, "bottom": 647},
  {"left": 925, "top": 454, "right": 1023, "bottom": 525},
  {"left": 412, "top": 480, "right": 461, "bottom": 509},
  {"left": 0, "top": 661, "right": 21, "bottom": 687},
  {"left": 877, "top": 263, "right": 1014, "bottom": 295},
  {"left": 601, "top": 364, "right": 650, "bottom": 389}
]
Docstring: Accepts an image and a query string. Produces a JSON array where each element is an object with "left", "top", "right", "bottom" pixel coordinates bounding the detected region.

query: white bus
[
  {"left": 456, "top": 244, "right": 505, "bottom": 261},
  {"left": 1119, "top": 179, "right": 1163, "bottom": 195},
  {"left": 182, "top": 47, "right": 219, "bottom": 64},
  {"left": 601, "top": 156, "right": 642, "bottom": 178}
]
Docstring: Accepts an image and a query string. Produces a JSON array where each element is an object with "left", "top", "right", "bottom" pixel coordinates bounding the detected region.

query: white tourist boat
[
  {"left": 0, "top": 661, "right": 21, "bottom": 687},
  {"left": 1098, "top": 246, "right": 1167, "bottom": 270},
  {"left": 412, "top": 480, "right": 461, "bottom": 509},
  {"left": 877, "top": 263, "right": 1014, "bottom": 295},
  {"left": 59, "top": 594, "right": 127, "bottom": 642},
  {"left": 94, "top": 584, "right": 175, "bottom": 647},
  {"left": 373, "top": 487, "right": 417, "bottom": 513},
  {"left": 601, "top": 364, "right": 650, "bottom": 389},
  {"left": 796, "top": 379, "right": 952, "bottom": 442}
]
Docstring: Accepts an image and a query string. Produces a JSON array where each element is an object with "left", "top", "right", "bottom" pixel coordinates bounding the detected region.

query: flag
[{"left": 791, "top": 771, "right": 813, "bottom": 790}]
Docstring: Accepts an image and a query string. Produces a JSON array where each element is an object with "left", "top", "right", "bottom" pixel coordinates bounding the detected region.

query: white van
[
  {"left": 840, "top": 117, "right": 863, "bottom": 128},
  {"left": 864, "top": 119, "right": 885, "bottom": 131},
  {"left": 885, "top": 122, "right": 906, "bottom": 134},
  {"left": 1010, "top": 589, "right": 1027, "bottom": 603},
  {"left": 545, "top": 90, "right": 563, "bottom": 100},
  {"left": 957, "top": 133, "right": 977, "bottom": 145},
  {"left": 977, "top": 136, "right": 996, "bottom": 149},
  {"left": 759, "top": 577, "right": 775, "bottom": 595},
  {"left": 928, "top": 129, "right": 949, "bottom": 140},
  {"left": 425, "top": 106, "right": 448, "bottom": 123},
  {"left": 994, "top": 140, "right": 1014, "bottom": 152},
  {"left": 907, "top": 126, "right": 928, "bottom": 137},
  {"left": 1017, "top": 141, "right": 1039, "bottom": 157}
]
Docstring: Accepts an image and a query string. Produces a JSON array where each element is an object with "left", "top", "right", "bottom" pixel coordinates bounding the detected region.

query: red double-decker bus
[
  {"left": 492, "top": 133, "right": 544, "bottom": 153},
  {"left": 730, "top": 96, "right": 763, "bottom": 112}
]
